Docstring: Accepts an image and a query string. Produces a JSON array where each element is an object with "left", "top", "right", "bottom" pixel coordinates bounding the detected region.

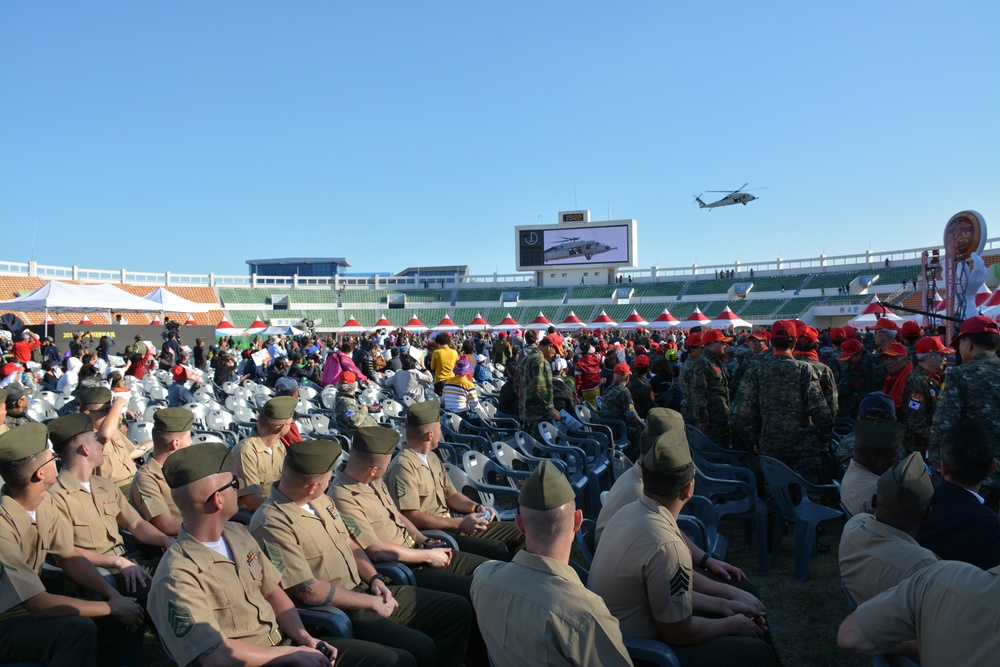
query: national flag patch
[{"left": 908, "top": 399, "right": 921, "bottom": 410}]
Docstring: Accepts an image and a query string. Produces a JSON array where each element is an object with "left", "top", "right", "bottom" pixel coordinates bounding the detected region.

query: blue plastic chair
[
  {"left": 757, "top": 455, "right": 844, "bottom": 582},
  {"left": 623, "top": 637, "right": 682, "bottom": 667},
  {"left": 607, "top": 448, "right": 633, "bottom": 481},
  {"left": 575, "top": 518, "right": 597, "bottom": 564},
  {"left": 681, "top": 495, "right": 728, "bottom": 562}
]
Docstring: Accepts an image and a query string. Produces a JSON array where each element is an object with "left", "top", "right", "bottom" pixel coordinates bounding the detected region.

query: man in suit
[{"left": 917, "top": 419, "right": 1000, "bottom": 569}]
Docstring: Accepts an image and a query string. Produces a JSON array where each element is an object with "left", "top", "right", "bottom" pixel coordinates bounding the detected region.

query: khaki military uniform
[
  {"left": 251, "top": 486, "right": 471, "bottom": 667},
  {"left": 0, "top": 424, "right": 8, "bottom": 437},
  {"left": 385, "top": 447, "right": 524, "bottom": 560},
  {"left": 588, "top": 496, "right": 775, "bottom": 667},
  {"left": 331, "top": 469, "right": 490, "bottom": 597},
  {"left": 129, "top": 457, "right": 178, "bottom": 525},
  {"left": 839, "top": 460, "right": 879, "bottom": 516},
  {"left": 0, "top": 493, "right": 111, "bottom": 667},
  {"left": 855, "top": 561, "right": 1000, "bottom": 665},
  {"left": 48, "top": 470, "right": 140, "bottom": 556},
  {"left": 95, "top": 429, "right": 137, "bottom": 493},
  {"left": 594, "top": 463, "right": 641, "bottom": 547},
  {"left": 232, "top": 434, "right": 285, "bottom": 503},
  {"left": 839, "top": 513, "right": 939, "bottom": 605},
  {"left": 471, "top": 550, "right": 632, "bottom": 667}
]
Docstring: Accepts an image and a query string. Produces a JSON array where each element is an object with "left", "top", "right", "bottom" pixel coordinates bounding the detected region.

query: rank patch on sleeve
[
  {"left": 263, "top": 541, "right": 286, "bottom": 573},
  {"left": 342, "top": 515, "right": 362, "bottom": 539},
  {"left": 395, "top": 478, "right": 407, "bottom": 499},
  {"left": 168, "top": 600, "right": 194, "bottom": 638},
  {"left": 669, "top": 565, "right": 691, "bottom": 598}
]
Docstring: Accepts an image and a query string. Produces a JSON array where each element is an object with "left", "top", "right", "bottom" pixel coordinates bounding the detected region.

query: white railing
[{"left": 4, "top": 237, "right": 997, "bottom": 290}]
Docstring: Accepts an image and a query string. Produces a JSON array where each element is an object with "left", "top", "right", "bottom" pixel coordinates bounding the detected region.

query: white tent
[
  {"left": 143, "top": 287, "right": 213, "bottom": 313},
  {"left": 261, "top": 325, "right": 305, "bottom": 336},
  {"left": 0, "top": 281, "right": 163, "bottom": 313}
]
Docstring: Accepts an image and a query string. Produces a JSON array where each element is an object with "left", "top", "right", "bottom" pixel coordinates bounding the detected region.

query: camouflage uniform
[
  {"left": 491, "top": 338, "right": 512, "bottom": 366},
  {"left": 930, "top": 352, "right": 1000, "bottom": 488},
  {"left": 837, "top": 350, "right": 884, "bottom": 418},
  {"left": 518, "top": 347, "right": 553, "bottom": 434},
  {"left": 599, "top": 383, "right": 643, "bottom": 449},
  {"left": 626, "top": 374, "right": 656, "bottom": 419},
  {"left": 820, "top": 345, "right": 842, "bottom": 383},
  {"left": 335, "top": 392, "right": 378, "bottom": 430},
  {"left": 687, "top": 349, "right": 731, "bottom": 444},
  {"left": 798, "top": 356, "right": 839, "bottom": 418},
  {"left": 733, "top": 353, "right": 833, "bottom": 482},
  {"left": 678, "top": 356, "right": 698, "bottom": 425},
  {"left": 899, "top": 365, "right": 943, "bottom": 455}
]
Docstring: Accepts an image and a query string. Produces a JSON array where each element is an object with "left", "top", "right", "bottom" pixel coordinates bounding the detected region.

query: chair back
[
  {"left": 756, "top": 455, "right": 807, "bottom": 522},
  {"left": 576, "top": 518, "right": 597, "bottom": 564},
  {"left": 608, "top": 449, "right": 633, "bottom": 481}
]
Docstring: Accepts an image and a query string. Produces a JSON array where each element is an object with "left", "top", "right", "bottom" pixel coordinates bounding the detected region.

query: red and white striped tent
[
  {"left": 215, "top": 317, "right": 242, "bottom": 336},
  {"left": 246, "top": 317, "right": 268, "bottom": 334},
  {"left": 495, "top": 313, "right": 521, "bottom": 331},
  {"left": 680, "top": 307, "right": 711, "bottom": 330},
  {"left": 589, "top": 310, "right": 618, "bottom": 328},
  {"left": 558, "top": 311, "right": 587, "bottom": 330},
  {"left": 403, "top": 314, "right": 428, "bottom": 333},
  {"left": 648, "top": 307, "right": 681, "bottom": 330},
  {"left": 710, "top": 306, "right": 752, "bottom": 330},
  {"left": 526, "top": 311, "right": 554, "bottom": 331},
  {"left": 184, "top": 314, "right": 198, "bottom": 326},
  {"left": 43, "top": 314, "right": 56, "bottom": 326},
  {"left": 431, "top": 315, "right": 460, "bottom": 332},
  {"left": 464, "top": 314, "right": 492, "bottom": 332},
  {"left": 150, "top": 315, "right": 162, "bottom": 325},
  {"left": 618, "top": 309, "right": 649, "bottom": 330},
  {"left": 849, "top": 296, "right": 905, "bottom": 327},
  {"left": 370, "top": 315, "right": 393, "bottom": 331},
  {"left": 339, "top": 316, "right": 367, "bottom": 334},
  {"left": 79, "top": 314, "right": 93, "bottom": 325},
  {"left": 976, "top": 284, "right": 992, "bottom": 307}
]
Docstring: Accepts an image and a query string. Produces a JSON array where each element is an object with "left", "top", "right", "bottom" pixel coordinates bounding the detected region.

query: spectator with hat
[
  {"left": 129, "top": 408, "right": 194, "bottom": 536},
  {"left": 472, "top": 460, "right": 632, "bottom": 667},
  {"left": 4, "top": 384, "right": 34, "bottom": 430},
  {"left": 839, "top": 393, "right": 905, "bottom": 516},
  {"left": 0, "top": 423, "right": 145, "bottom": 667},
  {"left": 731, "top": 320, "right": 832, "bottom": 482},
  {"left": 231, "top": 395, "right": 296, "bottom": 512},
  {"left": 823, "top": 327, "right": 847, "bottom": 382},
  {"left": 11, "top": 329, "right": 41, "bottom": 365},
  {"left": 677, "top": 332, "right": 704, "bottom": 426},
  {"left": 149, "top": 441, "right": 410, "bottom": 667},
  {"left": 441, "top": 357, "right": 480, "bottom": 418},
  {"left": 879, "top": 341, "right": 913, "bottom": 410},
  {"left": 517, "top": 335, "right": 561, "bottom": 437},
  {"left": 600, "top": 361, "right": 645, "bottom": 451},
  {"left": 899, "top": 336, "right": 953, "bottom": 455},
  {"left": 588, "top": 416, "right": 777, "bottom": 667},
  {"left": 837, "top": 336, "right": 884, "bottom": 419},
  {"left": 732, "top": 329, "right": 770, "bottom": 392},
  {"left": 252, "top": 436, "right": 473, "bottom": 667},
  {"left": 335, "top": 370, "right": 379, "bottom": 431},
  {"left": 627, "top": 354, "right": 656, "bottom": 419},
  {"left": 549, "top": 356, "right": 577, "bottom": 416},
  {"left": 79, "top": 386, "right": 147, "bottom": 495},
  {"left": 839, "top": 453, "right": 939, "bottom": 605},
  {"left": 273, "top": 376, "right": 304, "bottom": 447},
  {"left": 899, "top": 320, "right": 922, "bottom": 364},
  {"left": 794, "top": 325, "right": 839, "bottom": 418},
  {"left": 386, "top": 401, "right": 526, "bottom": 561},
  {"left": 490, "top": 331, "right": 512, "bottom": 366},
  {"left": 931, "top": 315, "right": 1000, "bottom": 505},
  {"left": 573, "top": 339, "right": 603, "bottom": 409},
  {"left": 687, "top": 329, "right": 733, "bottom": 444},
  {"left": 167, "top": 364, "right": 199, "bottom": 408}
]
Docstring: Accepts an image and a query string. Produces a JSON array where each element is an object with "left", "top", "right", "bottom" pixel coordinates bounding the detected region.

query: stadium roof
[
  {"left": 246, "top": 257, "right": 351, "bottom": 267},
  {"left": 395, "top": 265, "right": 468, "bottom": 276}
]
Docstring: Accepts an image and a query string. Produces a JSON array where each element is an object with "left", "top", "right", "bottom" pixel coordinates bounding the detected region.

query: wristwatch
[
  {"left": 699, "top": 553, "right": 716, "bottom": 569},
  {"left": 367, "top": 573, "right": 386, "bottom": 587}
]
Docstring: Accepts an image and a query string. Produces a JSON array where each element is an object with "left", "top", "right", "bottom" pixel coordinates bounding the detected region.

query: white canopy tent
[
  {"left": 0, "top": 281, "right": 166, "bottom": 335},
  {"left": 143, "top": 287, "right": 214, "bottom": 313}
]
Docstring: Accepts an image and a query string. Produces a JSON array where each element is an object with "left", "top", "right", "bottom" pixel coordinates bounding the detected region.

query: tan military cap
[
  {"left": 519, "top": 460, "right": 575, "bottom": 511},
  {"left": 262, "top": 396, "right": 297, "bottom": 420},
  {"left": 47, "top": 414, "right": 94, "bottom": 449},
  {"left": 351, "top": 427, "right": 399, "bottom": 455},
  {"left": 877, "top": 452, "right": 934, "bottom": 507},
  {"left": 77, "top": 386, "right": 112, "bottom": 407},
  {"left": 153, "top": 408, "right": 195, "bottom": 434},
  {"left": 643, "top": 424, "right": 693, "bottom": 472},
  {"left": 0, "top": 423, "right": 49, "bottom": 463},
  {"left": 286, "top": 440, "right": 343, "bottom": 474},
  {"left": 163, "top": 441, "right": 231, "bottom": 488},
  {"left": 405, "top": 401, "right": 441, "bottom": 427},
  {"left": 640, "top": 408, "right": 683, "bottom": 454}
]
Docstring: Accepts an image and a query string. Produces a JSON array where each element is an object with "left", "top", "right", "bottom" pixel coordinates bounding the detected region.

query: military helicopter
[
  {"left": 694, "top": 183, "right": 765, "bottom": 210},
  {"left": 544, "top": 236, "right": 616, "bottom": 261}
]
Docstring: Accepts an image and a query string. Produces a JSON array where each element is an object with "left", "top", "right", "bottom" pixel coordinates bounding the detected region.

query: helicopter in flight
[
  {"left": 544, "top": 236, "right": 616, "bottom": 261},
  {"left": 694, "top": 183, "right": 766, "bottom": 210}
]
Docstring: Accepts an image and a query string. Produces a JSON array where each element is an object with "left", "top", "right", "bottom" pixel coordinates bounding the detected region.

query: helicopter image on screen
[
  {"left": 694, "top": 183, "right": 766, "bottom": 210},
  {"left": 544, "top": 236, "right": 617, "bottom": 261}
]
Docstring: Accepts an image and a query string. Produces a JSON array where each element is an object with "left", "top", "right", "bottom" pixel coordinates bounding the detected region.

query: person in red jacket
[
  {"left": 574, "top": 340, "right": 603, "bottom": 409},
  {"left": 12, "top": 330, "right": 41, "bottom": 364}
]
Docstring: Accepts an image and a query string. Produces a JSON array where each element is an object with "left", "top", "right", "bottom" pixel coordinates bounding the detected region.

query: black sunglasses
[
  {"left": 33, "top": 454, "right": 61, "bottom": 476},
  {"left": 204, "top": 476, "right": 240, "bottom": 504}
]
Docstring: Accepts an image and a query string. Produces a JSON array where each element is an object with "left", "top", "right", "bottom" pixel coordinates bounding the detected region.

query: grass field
[{"left": 140, "top": 516, "right": 866, "bottom": 666}]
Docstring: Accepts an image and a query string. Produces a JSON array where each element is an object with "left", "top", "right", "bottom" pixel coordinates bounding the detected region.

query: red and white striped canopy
[
  {"left": 370, "top": 315, "right": 393, "bottom": 331},
  {"left": 648, "top": 307, "right": 681, "bottom": 330},
  {"left": 464, "top": 314, "right": 492, "bottom": 332},
  {"left": 589, "top": 310, "right": 618, "bottom": 328},
  {"left": 495, "top": 313, "right": 521, "bottom": 330},
  {"left": 618, "top": 309, "right": 649, "bottom": 330},
  {"left": 403, "top": 314, "right": 428, "bottom": 333},
  {"left": 710, "top": 306, "right": 752, "bottom": 330},
  {"left": 431, "top": 315, "right": 460, "bottom": 332},
  {"left": 526, "top": 311, "right": 554, "bottom": 331},
  {"left": 339, "top": 316, "right": 367, "bottom": 334},
  {"left": 680, "top": 307, "right": 711, "bottom": 330},
  {"left": 246, "top": 317, "right": 268, "bottom": 334},
  {"left": 558, "top": 311, "right": 586, "bottom": 330}
]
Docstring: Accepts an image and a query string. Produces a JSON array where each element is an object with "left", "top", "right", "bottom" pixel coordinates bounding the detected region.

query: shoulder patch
[
  {"left": 341, "top": 514, "right": 362, "bottom": 539},
  {"left": 669, "top": 565, "right": 691, "bottom": 598},
  {"left": 263, "top": 541, "right": 286, "bottom": 573},
  {"left": 908, "top": 399, "right": 922, "bottom": 411},
  {"left": 168, "top": 600, "right": 195, "bottom": 638},
  {"left": 395, "top": 478, "right": 407, "bottom": 499}
]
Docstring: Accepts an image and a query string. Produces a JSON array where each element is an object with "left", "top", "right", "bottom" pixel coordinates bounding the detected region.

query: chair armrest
[
  {"left": 677, "top": 515, "right": 709, "bottom": 552},
  {"left": 622, "top": 637, "right": 681, "bottom": 667},
  {"left": 422, "top": 530, "right": 459, "bottom": 550},
  {"left": 295, "top": 604, "right": 354, "bottom": 638},
  {"left": 374, "top": 562, "right": 416, "bottom": 587}
]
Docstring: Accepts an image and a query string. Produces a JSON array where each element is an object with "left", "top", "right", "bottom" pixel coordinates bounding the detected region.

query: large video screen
[{"left": 517, "top": 224, "right": 632, "bottom": 269}]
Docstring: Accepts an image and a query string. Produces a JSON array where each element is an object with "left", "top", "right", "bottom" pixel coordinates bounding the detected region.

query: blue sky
[{"left": 2, "top": 1, "right": 997, "bottom": 278}]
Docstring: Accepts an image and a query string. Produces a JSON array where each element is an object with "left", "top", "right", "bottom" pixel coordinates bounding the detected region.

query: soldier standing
[
  {"left": 517, "top": 336, "right": 561, "bottom": 436},
  {"left": 600, "top": 363, "right": 645, "bottom": 451},
  {"left": 678, "top": 332, "right": 704, "bottom": 425},
  {"left": 900, "top": 336, "right": 953, "bottom": 456},
  {"left": 687, "top": 330, "right": 733, "bottom": 444}
]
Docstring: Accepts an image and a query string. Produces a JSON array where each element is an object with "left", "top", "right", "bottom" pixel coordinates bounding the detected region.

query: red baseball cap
[
  {"left": 613, "top": 362, "right": 631, "bottom": 376},
  {"left": 685, "top": 333, "right": 704, "bottom": 348},
  {"left": 340, "top": 371, "right": 357, "bottom": 384},
  {"left": 171, "top": 365, "right": 188, "bottom": 382},
  {"left": 843, "top": 325, "right": 858, "bottom": 339},
  {"left": 770, "top": 320, "right": 798, "bottom": 339},
  {"left": 702, "top": 330, "right": 733, "bottom": 345},
  {"left": 797, "top": 326, "right": 819, "bottom": 343},
  {"left": 880, "top": 342, "right": 909, "bottom": 357},
  {"left": 748, "top": 329, "right": 771, "bottom": 342},
  {"left": 900, "top": 321, "right": 921, "bottom": 337},
  {"left": 873, "top": 318, "right": 899, "bottom": 332},
  {"left": 914, "top": 336, "right": 955, "bottom": 355},
  {"left": 633, "top": 354, "right": 651, "bottom": 368},
  {"left": 838, "top": 338, "right": 864, "bottom": 361},
  {"left": 829, "top": 327, "right": 846, "bottom": 343},
  {"left": 951, "top": 315, "right": 1000, "bottom": 346}
]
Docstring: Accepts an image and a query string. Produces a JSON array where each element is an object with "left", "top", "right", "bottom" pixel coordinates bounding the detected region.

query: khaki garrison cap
[
  {"left": 0, "top": 423, "right": 50, "bottom": 463},
  {"left": 47, "top": 414, "right": 94, "bottom": 449},
  {"left": 262, "top": 396, "right": 297, "bottom": 420},
  {"left": 351, "top": 427, "right": 399, "bottom": 455},
  {"left": 162, "top": 442, "right": 231, "bottom": 489},
  {"left": 286, "top": 440, "right": 343, "bottom": 474},
  {"left": 877, "top": 452, "right": 934, "bottom": 507},
  {"left": 77, "top": 386, "right": 112, "bottom": 407},
  {"left": 153, "top": 408, "right": 195, "bottom": 434},
  {"left": 405, "top": 401, "right": 441, "bottom": 428},
  {"left": 519, "top": 460, "right": 575, "bottom": 511},
  {"left": 854, "top": 421, "right": 905, "bottom": 450},
  {"left": 640, "top": 408, "right": 683, "bottom": 453},
  {"left": 643, "top": 422, "right": 693, "bottom": 473}
]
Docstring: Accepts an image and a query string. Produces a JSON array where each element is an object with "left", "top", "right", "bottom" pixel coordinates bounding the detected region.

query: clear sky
[{"left": 2, "top": 1, "right": 997, "bottom": 277}]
